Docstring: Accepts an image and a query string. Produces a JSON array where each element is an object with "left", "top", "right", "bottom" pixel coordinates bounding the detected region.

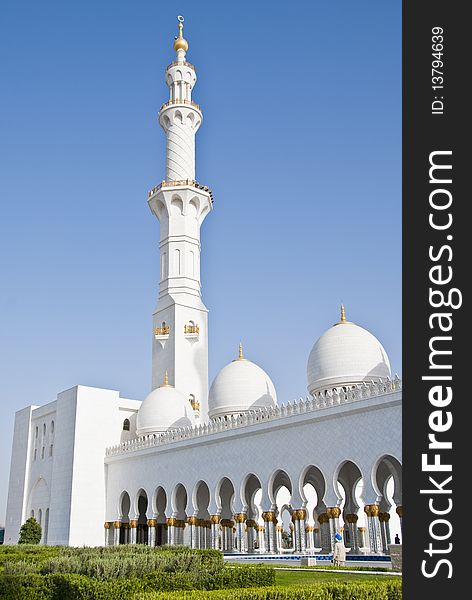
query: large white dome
[
  {"left": 209, "top": 345, "right": 277, "bottom": 419},
  {"left": 307, "top": 308, "right": 391, "bottom": 395},
  {"left": 136, "top": 375, "right": 195, "bottom": 436}
]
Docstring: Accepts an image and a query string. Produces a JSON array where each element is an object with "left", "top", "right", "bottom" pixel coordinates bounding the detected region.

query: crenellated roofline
[{"left": 106, "top": 376, "right": 402, "bottom": 458}]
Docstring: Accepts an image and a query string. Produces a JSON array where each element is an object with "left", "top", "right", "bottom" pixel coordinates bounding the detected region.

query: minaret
[{"left": 147, "top": 16, "right": 212, "bottom": 421}]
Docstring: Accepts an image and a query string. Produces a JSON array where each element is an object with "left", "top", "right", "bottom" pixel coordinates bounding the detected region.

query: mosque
[{"left": 4, "top": 18, "right": 402, "bottom": 556}]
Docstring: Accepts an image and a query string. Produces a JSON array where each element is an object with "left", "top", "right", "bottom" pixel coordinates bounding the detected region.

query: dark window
[{"left": 123, "top": 419, "right": 130, "bottom": 431}]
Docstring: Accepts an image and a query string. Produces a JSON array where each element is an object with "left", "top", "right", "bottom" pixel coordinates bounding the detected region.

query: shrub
[
  {"left": 133, "top": 579, "right": 402, "bottom": 599},
  {"left": 0, "top": 574, "right": 52, "bottom": 600},
  {"left": 17, "top": 518, "right": 42, "bottom": 545}
]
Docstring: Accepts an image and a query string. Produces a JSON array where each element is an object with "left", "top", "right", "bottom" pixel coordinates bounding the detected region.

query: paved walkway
[{"left": 273, "top": 567, "right": 402, "bottom": 576}]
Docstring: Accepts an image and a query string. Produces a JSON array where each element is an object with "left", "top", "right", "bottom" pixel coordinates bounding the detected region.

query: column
[
  {"left": 358, "top": 527, "right": 367, "bottom": 551},
  {"left": 113, "top": 521, "right": 121, "bottom": 545},
  {"left": 345, "top": 514, "right": 360, "bottom": 553},
  {"left": 234, "top": 513, "right": 247, "bottom": 553},
  {"left": 396, "top": 506, "right": 403, "bottom": 534},
  {"left": 188, "top": 516, "right": 198, "bottom": 549},
  {"left": 147, "top": 519, "right": 157, "bottom": 546},
  {"left": 262, "top": 511, "right": 277, "bottom": 553},
  {"left": 313, "top": 527, "right": 320, "bottom": 549},
  {"left": 210, "top": 515, "right": 220, "bottom": 550},
  {"left": 292, "top": 509, "right": 307, "bottom": 553},
  {"left": 276, "top": 525, "right": 283, "bottom": 550},
  {"left": 326, "top": 507, "right": 341, "bottom": 552},
  {"left": 177, "top": 519, "right": 186, "bottom": 545},
  {"left": 246, "top": 520, "right": 257, "bottom": 553},
  {"left": 364, "top": 505, "right": 383, "bottom": 554},
  {"left": 379, "top": 512, "right": 391, "bottom": 554},
  {"left": 166, "top": 517, "right": 176, "bottom": 545},
  {"left": 129, "top": 519, "right": 138, "bottom": 544},
  {"left": 306, "top": 526, "right": 314, "bottom": 551},
  {"left": 257, "top": 525, "right": 266, "bottom": 552},
  {"left": 104, "top": 522, "right": 111, "bottom": 546},
  {"left": 318, "top": 513, "right": 331, "bottom": 553},
  {"left": 220, "top": 519, "right": 234, "bottom": 552}
]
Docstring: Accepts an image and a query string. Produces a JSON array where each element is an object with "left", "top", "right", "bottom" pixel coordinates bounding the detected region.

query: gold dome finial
[
  {"left": 335, "top": 304, "right": 351, "bottom": 325},
  {"left": 239, "top": 342, "right": 244, "bottom": 360},
  {"left": 160, "top": 371, "right": 171, "bottom": 387},
  {"left": 174, "top": 15, "right": 189, "bottom": 53}
]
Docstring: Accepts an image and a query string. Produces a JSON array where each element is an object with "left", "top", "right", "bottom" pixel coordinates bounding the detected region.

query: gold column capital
[
  {"left": 292, "top": 508, "right": 307, "bottom": 521},
  {"left": 396, "top": 506, "right": 403, "bottom": 518},
  {"left": 220, "top": 518, "right": 235, "bottom": 528},
  {"left": 345, "top": 513, "right": 359, "bottom": 524},
  {"left": 234, "top": 512, "right": 247, "bottom": 523},
  {"left": 210, "top": 515, "right": 221, "bottom": 524},
  {"left": 379, "top": 512, "right": 391, "bottom": 523},
  {"left": 364, "top": 504, "right": 380, "bottom": 518},
  {"left": 113, "top": 520, "right": 121, "bottom": 529},
  {"left": 187, "top": 516, "right": 199, "bottom": 526},
  {"left": 262, "top": 511, "right": 277, "bottom": 523},
  {"left": 327, "top": 507, "right": 341, "bottom": 519},
  {"left": 129, "top": 519, "right": 138, "bottom": 528},
  {"left": 317, "top": 513, "right": 329, "bottom": 524}
]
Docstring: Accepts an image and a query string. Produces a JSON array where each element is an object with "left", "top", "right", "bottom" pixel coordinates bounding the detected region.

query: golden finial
[
  {"left": 239, "top": 342, "right": 243, "bottom": 360},
  {"left": 160, "top": 371, "right": 171, "bottom": 387},
  {"left": 173, "top": 15, "right": 189, "bottom": 53},
  {"left": 335, "top": 304, "right": 351, "bottom": 325}
]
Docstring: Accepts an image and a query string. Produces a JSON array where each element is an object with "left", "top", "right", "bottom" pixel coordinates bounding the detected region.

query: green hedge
[
  {"left": 1, "top": 546, "right": 224, "bottom": 579},
  {"left": 0, "top": 566, "right": 275, "bottom": 599},
  {"left": 133, "top": 580, "right": 402, "bottom": 599}
]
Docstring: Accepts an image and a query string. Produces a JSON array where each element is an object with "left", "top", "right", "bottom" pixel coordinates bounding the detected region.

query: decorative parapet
[
  {"left": 166, "top": 60, "right": 195, "bottom": 71},
  {"left": 148, "top": 179, "right": 213, "bottom": 203},
  {"left": 105, "top": 376, "right": 401, "bottom": 458},
  {"left": 159, "top": 98, "right": 201, "bottom": 113},
  {"left": 154, "top": 325, "right": 170, "bottom": 336}
]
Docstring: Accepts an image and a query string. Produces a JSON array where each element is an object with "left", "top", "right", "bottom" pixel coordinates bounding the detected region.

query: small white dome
[
  {"left": 307, "top": 307, "right": 391, "bottom": 395},
  {"left": 209, "top": 345, "right": 277, "bottom": 419},
  {"left": 136, "top": 376, "right": 195, "bottom": 436}
]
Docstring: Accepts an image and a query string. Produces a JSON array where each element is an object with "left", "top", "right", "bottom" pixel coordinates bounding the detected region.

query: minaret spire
[{"left": 173, "top": 15, "right": 188, "bottom": 59}]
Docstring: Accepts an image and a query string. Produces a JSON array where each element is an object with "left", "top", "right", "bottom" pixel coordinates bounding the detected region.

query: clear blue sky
[{"left": 0, "top": 0, "right": 401, "bottom": 524}]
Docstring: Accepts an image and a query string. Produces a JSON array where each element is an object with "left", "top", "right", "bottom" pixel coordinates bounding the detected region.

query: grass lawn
[{"left": 275, "top": 569, "right": 401, "bottom": 586}]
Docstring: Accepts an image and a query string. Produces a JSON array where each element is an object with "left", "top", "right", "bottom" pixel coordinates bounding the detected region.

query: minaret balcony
[
  {"left": 159, "top": 98, "right": 202, "bottom": 114},
  {"left": 184, "top": 323, "right": 199, "bottom": 344},
  {"left": 154, "top": 325, "right": 170, "bottom": 348},
  {"left": 148, "top": 180, "right": 213, "bottom": 203},
  {"left": 166, "top": 60, "right": 195, "bottom": 71}
]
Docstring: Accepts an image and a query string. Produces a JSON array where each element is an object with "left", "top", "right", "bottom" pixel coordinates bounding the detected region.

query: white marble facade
[{"left": 4, "top": 19, "right": 402, "bottom": 554}]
